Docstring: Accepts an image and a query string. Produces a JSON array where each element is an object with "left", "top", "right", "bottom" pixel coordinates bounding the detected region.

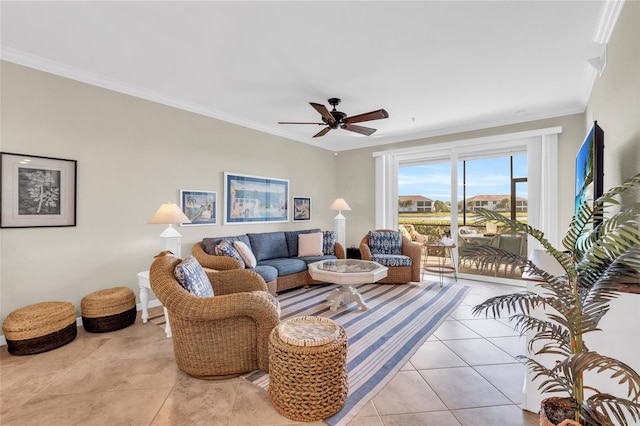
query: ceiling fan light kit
[{"left": 279, "top": 98, "right": 389, "bottom": 138}]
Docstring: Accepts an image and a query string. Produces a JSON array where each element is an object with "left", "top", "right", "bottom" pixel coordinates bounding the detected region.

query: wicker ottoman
[
  {"left": 81, "top": 287, "right": 136, "bottom": 333},
  {"left": 2, "top": 301, "right": 77, "bottom": 355},
  {"left": 268, "top": 316, "right": 348, "bottom": 422}
]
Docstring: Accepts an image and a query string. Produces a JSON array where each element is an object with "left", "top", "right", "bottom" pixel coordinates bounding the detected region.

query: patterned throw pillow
[
  {"left": 323, "top": 231, "right": 336, "bottom": 255},
  {"left": 214, "top": 240, "right": 245, "bottom": 268},
  {"left": 233, "top": 241, "right": 257, "bottom": 268},
  {"left": 174, "top": 256, "right": 214, "bottom": 297},
  {"left": 368, "top": 231, "right": 403, "bottom": 255}
]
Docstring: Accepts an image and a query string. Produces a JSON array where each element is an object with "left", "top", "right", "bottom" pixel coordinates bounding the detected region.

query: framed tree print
[{"left": 1, "top": 152, "right": 77, "bottom": 228}]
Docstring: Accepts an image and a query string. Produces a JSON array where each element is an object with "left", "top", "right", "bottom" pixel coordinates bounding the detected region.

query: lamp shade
[
  {"left": 148, "top": 203, "right": 192, "bottom": 225},
  {"left": 330, "top": 198, "right": 352, "bottom": 211}
]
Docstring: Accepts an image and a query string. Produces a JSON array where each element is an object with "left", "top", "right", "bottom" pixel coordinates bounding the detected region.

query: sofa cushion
[
  {"left": 202, "top": 234, "right": 251, "bottom": 255},
  {"left": 372, "top": 254, "right": 413, "bottom": 267},
  {"left": 249, "top": 265, "right": 278, "bottom": 283},
  {"left": 174, "top": 256, "right": 214, "bottom": 297},
  {"left": 368, "top": 231, "right": 403, "bottom": 255},
  {"left": 284, "top": 228, "right": 322, "bottom": 257},
  {"left": 233, "top": 241, "right": 257, "bottom": 268},
  {"left": 214, "top": 240, "right": 245, "bottom": 268},
  {"left": 248, "top": 232, "right": 289, "bottom": 261},
  {"left": 258, "top": 258, "right": 307, "bottom": 276},
  {"left": 323, "top": 231, "right": 336, "bottom": 255},
  {"left": 298, "top": 232, "right": 323, "bottom": 257}
]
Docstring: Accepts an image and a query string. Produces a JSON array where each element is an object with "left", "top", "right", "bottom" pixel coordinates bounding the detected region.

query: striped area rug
[{"left": 245, "top": 280, "right": 470, "bottom": 426}]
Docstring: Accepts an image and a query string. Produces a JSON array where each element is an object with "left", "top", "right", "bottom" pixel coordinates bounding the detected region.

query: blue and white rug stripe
[{"left": 247, "top": 280, "right": 470, "bottom": 426}]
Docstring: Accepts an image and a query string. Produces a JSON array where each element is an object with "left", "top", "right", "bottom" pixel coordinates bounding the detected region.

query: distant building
[
  {"left": 399, "top": 195, "right": 433, "bottom": 212},
  {"left": 465, "top": 195, "right": 528, "bottom": 212}
]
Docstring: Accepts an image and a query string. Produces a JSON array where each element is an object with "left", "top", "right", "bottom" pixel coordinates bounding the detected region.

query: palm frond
[
  {"left": 473, "top": 208, "right": 575, "bottom": 273},
  {"left": 580, "top": 221, "right": 640, "bottom": 272},
  {"left": 584, "top": 393, "right": 640, "bottom": 426},
  {"left": 564, "top": 352, "right": 640, "bottom": 400},
  {"left": 522, "top": 357, "right": 574, "bottom": 396},
  {"left": 592, "top": 248, "right": 640, "bottom": 294},
  {"left": 564, "top": 172, "right": 640, "bottom": 257},
  {"left": 514, "top": 314, "right": 572, "bottom": 356},
  {"left": 472, "top": 291, "right": 544, "bottom": 319}
]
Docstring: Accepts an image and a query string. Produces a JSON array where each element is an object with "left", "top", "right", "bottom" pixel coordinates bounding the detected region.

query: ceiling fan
[{"left": 278, "top": 98, "right": 389, "bottom": 138}]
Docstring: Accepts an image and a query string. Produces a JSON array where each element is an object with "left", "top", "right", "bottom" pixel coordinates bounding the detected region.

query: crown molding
[
  {"left": 0, "top": 47, "right": 320, "bottom": 144},
  {"left": 593, "top": 0, "right": 624, "bottom": 43}
]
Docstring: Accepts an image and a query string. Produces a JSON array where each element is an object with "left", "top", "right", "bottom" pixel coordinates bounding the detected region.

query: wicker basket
[
  {"left": 540, "top": 397, "right": 582, "bottom": 426},
  {"left": 2, "top": 301, "right": 77, "bottom": 355},
  {"left": 81, "top": 287, "right": 136, "bottom": 333},
  {"left": 268, "top": 316, "right": 348, "bottom": 422}
]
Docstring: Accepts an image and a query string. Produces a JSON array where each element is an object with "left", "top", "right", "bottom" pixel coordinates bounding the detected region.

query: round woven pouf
[
  {"left": 268, "top": 316, "right": 348, "bottom": 422},
  {"left": 81, "top": 287, "right": 136, "bottom": 333},
  {"left": 2, "top": 301, "right": 77, "bottom": 355}
]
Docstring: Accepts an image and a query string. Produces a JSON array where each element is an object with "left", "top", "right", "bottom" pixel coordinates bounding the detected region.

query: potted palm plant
[{"left": 468, "top": 172, "right": 640, "bottom": 425}]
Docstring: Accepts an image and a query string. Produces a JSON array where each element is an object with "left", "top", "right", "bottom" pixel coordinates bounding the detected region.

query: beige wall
[{"left": 0, "top": 62, "right": 338, "bottom": 321}]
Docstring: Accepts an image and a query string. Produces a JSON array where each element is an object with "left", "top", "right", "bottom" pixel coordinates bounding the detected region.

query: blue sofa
[{"left": 192, "top": 229, "right": 345, "bottom": 294}]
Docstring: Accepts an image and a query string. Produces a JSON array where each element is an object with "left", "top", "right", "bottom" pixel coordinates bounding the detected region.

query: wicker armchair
[
  {"left": 359, "top": 229, "right": 422, "bottom": 284},
  {"left": 149, "top": 255, "right": 280, "bottom": 379}
]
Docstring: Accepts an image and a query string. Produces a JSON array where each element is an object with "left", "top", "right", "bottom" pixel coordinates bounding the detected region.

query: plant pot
[{"left": 540, "top": 397, "right": 581, "bottom": 426}]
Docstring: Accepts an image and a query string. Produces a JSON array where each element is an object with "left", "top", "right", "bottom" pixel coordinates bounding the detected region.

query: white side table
[{"left": 137, "top": 271, "right": 171, "bottom": 338}]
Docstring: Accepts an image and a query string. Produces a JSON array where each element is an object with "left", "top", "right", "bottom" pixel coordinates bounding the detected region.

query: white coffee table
[{"left": 308, "top": 259, "right": 388, "bottom": 311}]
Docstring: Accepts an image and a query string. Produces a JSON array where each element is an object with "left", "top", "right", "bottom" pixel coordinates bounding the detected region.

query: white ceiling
[{"left": 1, "top": 1, "right": 615, "bottom": 152}]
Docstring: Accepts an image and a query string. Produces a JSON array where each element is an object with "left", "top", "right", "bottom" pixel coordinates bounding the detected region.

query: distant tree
[
  {"left": 398, "top": 200, "right": 413, "bottom": 211},
  {"left": 497, "top": 198, "right": 510, "bottom": 211},
  {"left": 433, "top": 200, "right": 445, "bottom": 212}
]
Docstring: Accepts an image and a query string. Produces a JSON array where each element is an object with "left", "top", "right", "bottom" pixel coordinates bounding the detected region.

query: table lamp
[
  {"left": 330, "top": 198, "right": 351, "bottom": 249},
  {"left": 148, "top": 202, "right": 192, "bottom": 258}
]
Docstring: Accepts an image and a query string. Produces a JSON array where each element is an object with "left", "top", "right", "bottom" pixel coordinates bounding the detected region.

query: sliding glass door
[{"left": 397, "top": 152, "right": 528, "bottom": 283}]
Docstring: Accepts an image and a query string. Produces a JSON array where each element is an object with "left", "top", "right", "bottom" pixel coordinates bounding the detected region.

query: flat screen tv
[{"left": 575, "top": 121, "right": 604, "bottom": 217}]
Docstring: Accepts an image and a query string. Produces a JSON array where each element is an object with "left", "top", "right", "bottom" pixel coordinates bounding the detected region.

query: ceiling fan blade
[
  {"left": 278, "top": 121, "right": 325, "bottom": 125},
  {"left": 344, "top": 109, "right": 389, "bottom": 124},
  {"left": 310, "top": 102, "right": 335, "bottom": 123},
  {"left": 342, "top": 123, "right": 377, "bottom": 136},
  {"left": 313, "top": 127, "right": 331, "bottom": 138}
]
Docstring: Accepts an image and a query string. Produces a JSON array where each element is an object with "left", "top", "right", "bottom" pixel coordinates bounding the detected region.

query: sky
[{"left": 398, "top": 155, "right": 528, "bottom": 202}]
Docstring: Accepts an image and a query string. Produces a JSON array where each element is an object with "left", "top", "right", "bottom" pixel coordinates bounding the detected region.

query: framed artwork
[
  {"left": 180, "top": 189, "right": 217, "bottom": 226},
  {"left": 293, "top": 196, "right": 311, "bottom": 221},
  {"left": 1, "top": 152, "right": 77, "bottom": 228},
  {"left": 224, "top": 172, "right": 289, "bottom": 224}
]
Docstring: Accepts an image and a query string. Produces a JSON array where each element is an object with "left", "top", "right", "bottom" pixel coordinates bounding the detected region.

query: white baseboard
[{"left": 1, "top": 301, "right": 163, "bottom": 347}]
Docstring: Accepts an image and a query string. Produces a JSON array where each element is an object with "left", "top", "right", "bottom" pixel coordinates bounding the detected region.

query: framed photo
[
  {"left": 180, "top": 190, "right": 217, "bottom": 226},
  {"left": 293, "top": 196, "right": 311, "bottom": 221},
  {"left": 224, "top": 172, "right": 289, "bottom": 224},
  {"left": 1, "top": 152, "right": 77, "bottom": 228}
]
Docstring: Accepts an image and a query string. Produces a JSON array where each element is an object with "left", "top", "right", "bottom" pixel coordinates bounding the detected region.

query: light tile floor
[{"left": 0, "top": 275, "right": 539, "bottom": 426}]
